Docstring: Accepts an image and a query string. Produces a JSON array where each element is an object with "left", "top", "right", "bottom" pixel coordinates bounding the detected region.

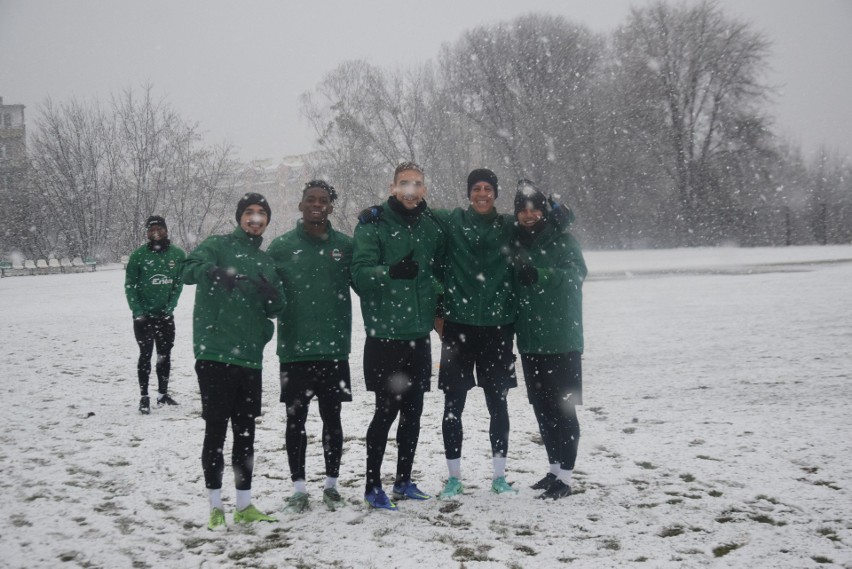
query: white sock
[
  {"left": 294, "top": 480, "right": 307, "bottom": 494},
  {"left": 493, "top": 456, "right": 507, "bottom": 480},
  {"left": 447, "top": 458, "right": 462, "bottom": 479},
  {"left": 559, "top": 469, "right": 573, "bottom": 485},
  {"left": 208, "top": 488, "right": 223, "bottom": 510},
  {"left": 235, "top": 489, "right": 251, "bottom": 511},
  {"left": 549, "top": 463, "right": 560, "bottom": 476},
  {"left": 324, "top": 477, "right": 337, "bottom": 490}
]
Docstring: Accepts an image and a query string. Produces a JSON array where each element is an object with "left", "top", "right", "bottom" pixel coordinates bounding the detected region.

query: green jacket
[
  {"left": 267, "top": 221, "right": 354, "bottom": 363},
  {"left": 434, "top": 206, "right": 517, "bottom": 326},
  {"left": 181, "top": 227, "right": 284, "bottom": 370},
  {"left": 352, "top": 200, "right": 446, "bottom": 340},
  {"left": 514, "top": 222, "right": 587, "bottom": 354},
  {"left": 124, "top": 243, "right": 186, "bottom": 317}
]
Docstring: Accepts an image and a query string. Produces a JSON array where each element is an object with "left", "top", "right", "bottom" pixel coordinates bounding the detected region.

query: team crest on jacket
[
  {"left": 168, "top": 259, "right": 177, "bottom": 269},
  {"left": 331, "top": 248, "right": 343, "bottom": 261}
]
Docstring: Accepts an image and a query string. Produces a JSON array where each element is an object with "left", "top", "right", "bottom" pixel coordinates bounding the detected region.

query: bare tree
[
  {"left": 438, "top": 13, "right": 604, "bottom": 210},
  {"left": 28, "top": 97, "right": 115, "bottom": 259},
  {"left": 614, "top": 0, "right": 772, "bottom": 243}
]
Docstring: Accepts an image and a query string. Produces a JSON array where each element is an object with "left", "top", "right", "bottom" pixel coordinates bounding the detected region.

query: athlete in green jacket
[
  {"left": 434, "top": 168, "right": 521, "bottom": 498},
  {"left": 267, "top": 180, "right": 354, "bottom": 513},
  {"left": 513, "top": 180, "right": 586, "bottom": 500},
  {"left": 181, "top": 193, "right": 283, "bottom": 530},
  {"left": 124, "top": 215, "right": 185, "bottom": 414},
  {"left": 352, "top": 162, "right": 446, "bottom": 510}
]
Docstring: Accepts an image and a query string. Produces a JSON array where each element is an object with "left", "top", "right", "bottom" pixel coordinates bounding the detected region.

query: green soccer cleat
[
  {"left": 283, "top": 492, "right": 310, "bottom": 514},
  {"left": 491, "top": 476, "right": 519, "bottom": 495},
  {"left": 322, "top": 487, "right": 346, "bottom": 511},
  {"left": 233, "top": 504, "right": 277, "bottom": 524},
  {"left": 207, "top": 507, "right": 226, "bottom": 531},
  {"left": 439, "top": 477, "right": 464, "bottom": 499}
]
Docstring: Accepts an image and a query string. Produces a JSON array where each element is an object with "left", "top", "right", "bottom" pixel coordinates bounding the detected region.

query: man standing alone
[{"left": 124, "top": 215, "right": 185, "bottom": 414}]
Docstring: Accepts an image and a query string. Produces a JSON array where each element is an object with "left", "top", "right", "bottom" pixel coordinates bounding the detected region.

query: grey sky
[{"left": 2, "top": 0, "right": 850, "bottom": 162}]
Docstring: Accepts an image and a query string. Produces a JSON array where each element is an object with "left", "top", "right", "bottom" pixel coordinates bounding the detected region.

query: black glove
[
  {"left": 358, "top": 205, "right": 384, "bottom": 224},
  {"left": 389, "top": 251, "right": 418, "bottom": 280},
  {"left": 518, "top": 264, "right": 539, "bottom": 285},
  {"left": 547, "top": 195, "right": 574, "bottom": 230},
  {"left": 208, "top": 266, "right": 240, "bottom": 292},
  {"left": 252, "top": 274, "right": 280, "bottom": 303},
  {"left": 133, "top": 314, "right": 148, "bottom": 323}
]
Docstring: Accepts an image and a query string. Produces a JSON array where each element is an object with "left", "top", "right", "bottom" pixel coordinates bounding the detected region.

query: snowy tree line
[
  {"left": 304, "top": 1, "right": 852, "bottom": 246},
  {"left": 2, "top": 0, "right": 850, "bottom": 261},
  {"left": 0, "top": 86, "right": 244, "bottom": 261}
]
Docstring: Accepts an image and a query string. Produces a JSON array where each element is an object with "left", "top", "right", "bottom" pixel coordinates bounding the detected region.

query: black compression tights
[
  {"left": 442, "top": 389, "right": 510, "bottom": 460},
  {"left": 364, "top": 389, "right": 424, "bottom": 493},
  {"left": 285, "top": 397, "right": 343, "bottom": 481},
  {"left": 201, "top": 415, "right": 256, "bottom": 491}
]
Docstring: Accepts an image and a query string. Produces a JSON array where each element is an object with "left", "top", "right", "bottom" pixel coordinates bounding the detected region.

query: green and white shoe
[
  {"left": 439, "top": 477, "right": 464, "bottom": 499},
  {"left": 283, "top": 492, "right": 310, "bottom": 514},
  {"left": 207, "top": 507, "right": 226, "bottom": 531},
  {"left": 322, "top": 487, "right": 346, "bottom": 511},
  {"left": 491, "top": 476, "right": 518, "bottom": 495},
  {"left": 233, "top": 504, "right": 277, "bottom": 524}
]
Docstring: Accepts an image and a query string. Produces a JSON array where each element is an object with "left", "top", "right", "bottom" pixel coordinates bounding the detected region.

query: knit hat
[
  {"left": 514, "top": 179, "right": 548, "bottom": 217},
  {"left": 145, "top": 215, "right": 167, "bottom": 231},
  {"left": 235, "top": 192, "right": 272, "bottom": 224},
  {"left": 466, "top": 168, "right": 499, "bottom": 198}
]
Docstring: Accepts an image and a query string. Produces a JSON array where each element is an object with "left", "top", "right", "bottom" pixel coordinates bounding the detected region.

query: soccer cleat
[
  {"left": 364, "top": 487, "right": 397, "bottom": 510},
  {"left": 537, "top": 479, "right": 572, "bottom": 500},
  {"left": 491, "top": 476, "right": 519, "bottom": 495},
  {"left": 139, "top": 396, "right": 150, "bottom": 414},
  {"left": 157, "top": 393, "right": 179, "bottom": 406},
  {"left": 392, "top": 481, "right": 431, "bottom": 501},
  {"left": 531, "top": 472, "right": 557, "bottom": 490},
  {"left": 283, "top": 492, "right": 310, "bottom": 514},
  {"left": 233, "top": 504, "right": 277, "bottom": 524},
  {"left": 438, "top": 477, "right": 464, "bottom": 499},
  {"left": 207, "top": 507, "right": 226, "bottom": 531},
  {"left": 322, "top": 487, "right": 346, "bottom": 511}
]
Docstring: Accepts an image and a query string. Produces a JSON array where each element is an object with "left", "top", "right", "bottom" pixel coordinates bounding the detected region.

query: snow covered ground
[{"left": 1, "top": 244, "right": 851, "bottom": 569}]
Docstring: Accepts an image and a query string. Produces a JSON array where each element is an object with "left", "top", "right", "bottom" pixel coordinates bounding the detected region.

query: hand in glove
[
  {"left": 547, "top": 195, "right": 575, "bottom": 230},
  {"left": 518, "top": 264, "right": 539, "bottom": 285},
  {"left": 252, "top": 274, "right": 280, "bottom": 303},
  {"left": 358, "top": 205, "right": 384, "bottom": 224},
  {"left": 208, "top": 266, "right": 240, "bottom": 292},
  {"left": 389, "top": 251, "right": 418, "bottom": 280}
]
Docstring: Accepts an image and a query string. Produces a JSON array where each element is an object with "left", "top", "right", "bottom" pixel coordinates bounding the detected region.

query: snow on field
[{"left": 1, "top": 245, "right": 851, "bottom": 569}]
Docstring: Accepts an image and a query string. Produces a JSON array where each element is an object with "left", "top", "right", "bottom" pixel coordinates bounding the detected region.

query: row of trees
[
  {"left": 2, "top": 86, "right": 242, "bottom": 261},
  {"left": 2, "top": 0, "right": 849, "bottom": 260},
  {"left": 304, "top": 1, "right": 851, "bottom": 246}
]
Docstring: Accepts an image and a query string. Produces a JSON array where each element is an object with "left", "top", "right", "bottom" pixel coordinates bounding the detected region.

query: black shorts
[
  {"left": 279, "top": 360, "right": 352, "bottom": 404},
  {"left": 363, "top": 336, "right": 432, "bottom": 394},
  {"left": 195, "top": 360, "right": 263, "bottom": 422},
  {"left": 520, "top": 352, "right": 583, "bottom": 406},
  {"left": 438, "top": 321, "right": 517, "bottom": 394}
]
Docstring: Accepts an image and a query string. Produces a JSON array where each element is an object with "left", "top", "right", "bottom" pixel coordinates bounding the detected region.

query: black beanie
[
  {"left": 235, "top": 192, "right": 272, "bottom": 224},
  {"left": 145, "top": 215, "right": 167, "bottom": 231},
  {"left": 466, "top": 168, "right": 499, "bottom": 198},
  {"left": 514, "top": 179, "right": 548, "bottom": 217}
]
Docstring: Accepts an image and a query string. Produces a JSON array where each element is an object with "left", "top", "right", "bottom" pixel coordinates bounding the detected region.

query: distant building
[
  {"left": 234, "top": 154, "right": 312, "bottom": 238},
  {"left": 0, "top": 97, "right": 27, "bottom": 194}
]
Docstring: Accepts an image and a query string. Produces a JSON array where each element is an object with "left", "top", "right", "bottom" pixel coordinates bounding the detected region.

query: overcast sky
[{"left": 2, "top": 0, "right": 850, "bottom": 162}]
